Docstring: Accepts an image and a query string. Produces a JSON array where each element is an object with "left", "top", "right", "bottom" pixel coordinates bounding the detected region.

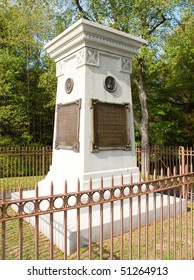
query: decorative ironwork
[
  {"left": 0, "top": 146, "right": 193, "bottom": 192},
  {"left": 0, "top": 172, "right": 193, "bottom": 221},
  {"left": 0, "top": 170, "right": 193, "bottom": 260}
]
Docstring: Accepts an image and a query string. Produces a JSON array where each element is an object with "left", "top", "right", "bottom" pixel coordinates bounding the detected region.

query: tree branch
[
  {"left": 148, "top": 14, "right": 170, "bottom": 35},
  {"left": 74, "top": 0, "right": 92, "bottom": 20}
]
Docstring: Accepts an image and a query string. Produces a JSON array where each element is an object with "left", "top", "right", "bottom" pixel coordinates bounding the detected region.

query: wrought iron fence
[
  {"left": 0, "top": 169, "right": 193, "bottom": 260},
  {"left": 0, "top": 145, "right": 193, "bottom": 192},
  {"left": 136, "top": 146, "right": 193, "bottom": 176},
  {"left": 0, "top": 146, "right": 52, "bottom": 191}
]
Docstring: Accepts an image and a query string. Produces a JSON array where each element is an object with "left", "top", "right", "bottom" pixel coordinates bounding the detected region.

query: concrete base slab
[{"left": 11, "top": 190, "right": 186, "bottom": 256}]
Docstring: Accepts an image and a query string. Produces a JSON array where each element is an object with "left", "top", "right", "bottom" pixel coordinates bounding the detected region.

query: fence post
[
  {"left": 181, "top": 146, "right": 185, "bottom": 174},
  {"left": 1, "top": 188, "right": 6, "bottom": 260},
  {"left": 42, "top": 147, "right": 45, "bottom": 176},
  {"left": 181, "top": 146, "right": 186, "bottom": 198}
]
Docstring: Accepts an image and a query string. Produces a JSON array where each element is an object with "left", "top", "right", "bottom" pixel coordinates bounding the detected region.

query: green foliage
[
  {"left": 0, "top": 0, "right": 56, "bottom": 146},
  {"left": 148, "top": 13, "right": 194, "bottom": 146},
  {"left": 0, "top": 0, "right": 193, "bottom": 147}
]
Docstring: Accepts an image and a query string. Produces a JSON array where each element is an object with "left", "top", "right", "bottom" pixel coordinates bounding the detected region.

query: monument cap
[{"left": 44, "top": 18, "right": 147, "bottom": 62}]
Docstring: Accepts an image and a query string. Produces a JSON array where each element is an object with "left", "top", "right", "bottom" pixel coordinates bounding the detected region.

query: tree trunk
[{"left": 134, "top": 59, "right": 150, "bottom": 177}]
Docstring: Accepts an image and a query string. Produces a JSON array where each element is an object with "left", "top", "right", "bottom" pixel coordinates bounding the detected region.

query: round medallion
[
  {"left": 104, "top": 76, "right": 117, "bottom": 92},
  {"left": 65, "top": 78, "right": 74, "bottom": 94}
]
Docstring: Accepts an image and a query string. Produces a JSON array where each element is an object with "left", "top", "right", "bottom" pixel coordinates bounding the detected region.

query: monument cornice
[
  {"left": 83, "top": 33, "right": 140, "bottom": 54},
  {"left": 44, "top": 18, "right": 147, "bottom": 62}
]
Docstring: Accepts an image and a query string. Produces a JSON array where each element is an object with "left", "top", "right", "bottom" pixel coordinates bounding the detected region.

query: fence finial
[
  {"left": 35, "top": 183, "right": 39, "bottom": 197},
  {"left": 167, "top": 167, "right": 170, "bottom": 177},
  {"left": 153, "top": 169, "right": 157, "bottom": 180},
  {"left": 111, "top": 175, "right": 114, "bottom": 187},
  {"left": 130, "top": 172, "right": 133, "bottom": 184},
  {"left": 100, "top": 176, "right": 103, "bottom": 189},
  {"left": 138, "top": 170, "right": 141, "bottom": 182},
  {"left": 64, "top": 180, "right": 67, "bottom": 193},
  {"left": 77, "top": 178, "right": 80, "bottom": 192},
  {"left": 89, "top": 177, "right": 92, "bottom": 190},
  {"left": 50, "top": 181, "right": 54, "bottom": 195},
  {"left": 160, "top": 167, "right": 164, "bottom": 178}
]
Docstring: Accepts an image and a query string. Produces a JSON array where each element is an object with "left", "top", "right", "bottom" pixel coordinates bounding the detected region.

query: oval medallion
[
  {"left": 104, "top": 76, "right": 117, "bottom": 92},
  {"left": 65, "top": 78, "right": 74, "bottom": 94}
]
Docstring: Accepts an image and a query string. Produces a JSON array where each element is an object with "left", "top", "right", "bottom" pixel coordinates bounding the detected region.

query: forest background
[{"left": 0, "top": 0, "right": 193, "bottom": 148}]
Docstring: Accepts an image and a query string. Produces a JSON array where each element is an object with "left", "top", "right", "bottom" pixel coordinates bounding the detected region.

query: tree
[
  {"left": 0, "top": 0, "right": 56, "bottom": 145},
  {"left": 154, "top": 13, "right": 194, "bottom": 146},
  {"left": 71, "top": 0, "right": 189, "bottom": 173},
  {"left": 1, "top": 0, "right": 193, "bottom": 150}
]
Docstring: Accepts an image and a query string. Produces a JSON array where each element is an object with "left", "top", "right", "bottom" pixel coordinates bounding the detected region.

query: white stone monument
[
  {"left": 40, "top": 18, "right": 147, "bottom": 193},
  {"left": 11, "top": 19, "right": 186, "bottom": 256}
]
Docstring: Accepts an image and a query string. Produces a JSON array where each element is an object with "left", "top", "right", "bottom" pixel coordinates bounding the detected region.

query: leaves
[
  {"left": 0, "top": 0, "right": 56, "bottom": 146},
  {"left": 0, "top": 0, "right": 193, "bottom": 147}
]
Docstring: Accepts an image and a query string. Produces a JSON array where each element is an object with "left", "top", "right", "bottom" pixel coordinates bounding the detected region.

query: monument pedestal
[
  {"left": 13, "top": 19, "right": 148, "bottom": 256},
  {"left": 35, "top": 19, "right": 148, "bottom": 253},
  {"left": 39, "top": 18, "right": 147, "bottom": 194}
]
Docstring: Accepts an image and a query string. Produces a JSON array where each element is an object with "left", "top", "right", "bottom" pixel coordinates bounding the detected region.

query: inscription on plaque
[
  {"left": 55, "top": 99, "right": 81, "bottom": 152},
  {"left": 91, "top": 99, "right": 131, "bottom": 152}
]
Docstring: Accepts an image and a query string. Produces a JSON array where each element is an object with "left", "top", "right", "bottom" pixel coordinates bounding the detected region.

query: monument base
[
  {"left": 37, "top": 166, "right": 140, "bottom": 195},
  {"left": 11, "top": 189, "right": 186, "bottom": 256}
]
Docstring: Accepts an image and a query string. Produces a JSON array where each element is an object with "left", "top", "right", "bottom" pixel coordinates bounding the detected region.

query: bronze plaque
[
  {"left": 55, "top": 99, "right": 81, "bottom": 152},
  {"left": 91, "top": 99, "right": 131, "bottom": 152}
]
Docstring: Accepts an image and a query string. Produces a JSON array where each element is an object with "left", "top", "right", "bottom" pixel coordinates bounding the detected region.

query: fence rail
[{"left": 0, "top": 169, "right": 193, "bottom": 260}]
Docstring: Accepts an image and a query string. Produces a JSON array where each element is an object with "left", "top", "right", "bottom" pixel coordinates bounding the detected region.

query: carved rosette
[
  {"left": 120, "top": 57, "right": 132, "bottom": 73},
  {"left": 77, "top": 48, "right": 99, "bottom": 68}
]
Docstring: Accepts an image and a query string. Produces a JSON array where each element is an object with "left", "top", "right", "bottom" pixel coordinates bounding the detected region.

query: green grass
[
  {"left": 68, "top": 205, "right": 194, "bottom": 260},
  {"left": 0, "top": 176, "right": 44, "bottom": 191},
  {"left": 0, "top": 215, "right": 64, "bottom": 260}
]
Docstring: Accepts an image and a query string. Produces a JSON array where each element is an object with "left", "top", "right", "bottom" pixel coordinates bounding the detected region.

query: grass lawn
[{"left": 0, "top": 176, "right": 44, "bottom": 192}]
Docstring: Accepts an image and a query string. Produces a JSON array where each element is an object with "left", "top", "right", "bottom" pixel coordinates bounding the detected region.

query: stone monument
[
  {"left": 11, "top": 19, "right": 186, "bottom": 256},
  {"left": 40, "top": 18, "right": 147, "bottom": 193}
]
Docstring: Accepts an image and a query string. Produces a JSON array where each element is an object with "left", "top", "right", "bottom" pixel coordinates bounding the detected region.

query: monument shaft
[{"left": 43, "top": 18, "right": 147, "bottom": 192}]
